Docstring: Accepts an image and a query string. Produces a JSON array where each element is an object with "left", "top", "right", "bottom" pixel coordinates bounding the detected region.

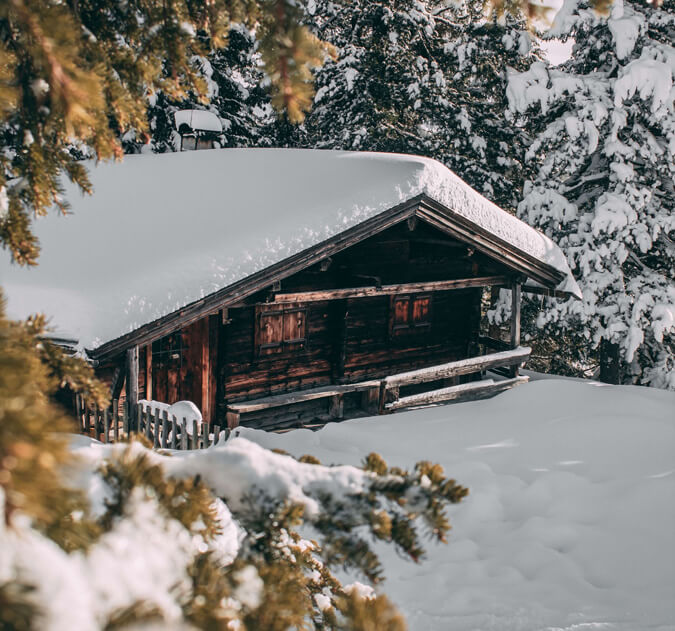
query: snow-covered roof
[
  {"left": 0, "top": 149, "right": 580, "bottom": 350},
  {"left": 174, "top": 109, "right": 223, "bottom": 134}
]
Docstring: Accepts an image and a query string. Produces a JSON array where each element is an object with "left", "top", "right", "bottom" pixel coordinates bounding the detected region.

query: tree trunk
[{"left": 599, "top": 338, "right": 621, "bottom": 384}]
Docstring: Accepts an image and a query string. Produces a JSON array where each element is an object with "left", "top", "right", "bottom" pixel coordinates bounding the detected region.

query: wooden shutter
[
  {"left": 390, "top": 294, "right": 432, "bottom": 338},
  {"left": 258, "top": 311, "right": 283, "bottom": 354},
  {"left": 393, "top": 296, "right": 410, "bottom": 329},
  {"left": 390, "top": 296, "right": 410, "bottom": 337},
  {"left": 412, "top": 295, "right": 431, "bottom": 327},
  {"left": 283, "top": 309, "right": 306, "bottom": 344},
  {"left": 256, "top": 305, "right": 307, "bottom": 356}
]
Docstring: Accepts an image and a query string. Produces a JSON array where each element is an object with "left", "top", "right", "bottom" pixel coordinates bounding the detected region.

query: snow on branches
[
  {"left": 505, "top": 0, "right": 675, "bottom": 388},
  {"left": 1, "top": 433, "right": 467, "bottom": 630}
]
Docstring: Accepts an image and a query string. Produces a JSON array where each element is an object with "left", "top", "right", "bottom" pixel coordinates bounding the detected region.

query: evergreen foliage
[
  {"left": 0, "top": 286, "right": 469, "bottom": 628},
  {"left": 124, "top": 25, "right": 279, "bottom": 154},
  {"left": 0, "top": 0, "right": 328, "bottom": 265},
  {"left": 0, "top": 292, "right": 101, "bottom": 535},
  {"left": 282, "top": 0, "right": 537, "bottom": 211},
  {"left": 504, "top": 0, "right": 675, "bottom": 387}
]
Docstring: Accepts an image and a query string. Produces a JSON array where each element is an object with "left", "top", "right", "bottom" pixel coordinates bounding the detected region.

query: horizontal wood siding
[
  {"left": 223, "top": 301, "right": 333, "bottom": 403},
  {"left": 342, "top": 289, "right": 481, "bottom": 381}
]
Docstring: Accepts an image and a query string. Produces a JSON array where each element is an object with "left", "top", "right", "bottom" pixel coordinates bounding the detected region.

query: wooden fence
[{"left": 75, "top": 395, "right": 231, "bottom": 450}]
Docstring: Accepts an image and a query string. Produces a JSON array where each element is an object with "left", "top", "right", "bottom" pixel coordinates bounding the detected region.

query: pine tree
[
  {"left": 0, "top": 0, "right": 327, "bottom": 266},
  {"left": 285, "top": 0, "right": 537, "bottom": 211},
  {"left": 506, "top": 0, "right": 675, "bottom": 387}
]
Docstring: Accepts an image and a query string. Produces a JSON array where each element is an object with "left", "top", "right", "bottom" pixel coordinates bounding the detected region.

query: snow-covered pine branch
[{"left": 504, "top": 0, "right": 675, "bottom": 388}]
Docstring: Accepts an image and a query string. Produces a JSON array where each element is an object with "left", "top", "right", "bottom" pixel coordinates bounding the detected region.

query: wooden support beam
[
  {"left": 384, "top": 347, "right": 531, "bottom": 388},
  {"left": 227, "top": 380, "right": 381, "bottom": 415},
  {"left": 329, "top": 394, "right": 344, "bottom": 419},
  {"left": 510, "top": 282, "right": 522, "bottom": 377},
  {"left": 407, "top": 215, "right": 418, "bottom": 231},
  {"left": 522, "top": 284, "right": 574, "bottom": 300},
  {"left": 110, "top": 356, "right": 126, "bottom": 400},
  {"left": 331, "top": 300, "right": 349, "bottom": 382},
  {"left": 274, "top": 275, "right": 509, "bottom": 304},
  {"left": 320, "top": 257, "right": 332, "bottom": 272},
  {"left": 226, "top": 410, "right": 240, "bottom": 429},
  {"left": 145, "top": 344, "right": 152, "bottom": 401},
  {"left": 385, "top": 376, "right": 529, "bottom": 411},
  {"left": 126, "top": 346, "right": 139, "bottom": 431},
  {"left": 510, "top": 282, "right": 521, "bottom": 349}
]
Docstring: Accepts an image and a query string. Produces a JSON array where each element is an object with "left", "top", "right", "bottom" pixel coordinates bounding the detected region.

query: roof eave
[{"left": 89, "top": 193, "right": 570, "bottom": 362}]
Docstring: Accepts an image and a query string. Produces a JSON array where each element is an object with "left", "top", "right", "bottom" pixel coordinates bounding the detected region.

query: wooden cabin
[{"left": 0, "top": 149, "right": 580, "bottom": 432}]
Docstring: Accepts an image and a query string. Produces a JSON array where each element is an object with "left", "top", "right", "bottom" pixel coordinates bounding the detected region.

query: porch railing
[{"left": 75, "top": 342, "right": 531, "bottom": 445}]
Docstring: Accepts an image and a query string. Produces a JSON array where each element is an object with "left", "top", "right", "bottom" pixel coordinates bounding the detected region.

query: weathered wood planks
[
  {"left": 273, "top": 276, "right": 508, "bottom": 304},
  {"left": 385, "top": 376, "right": 529, "bottom": 411},
  {"left": 383, "top": 347, "right": 531, "bottom": 388}
]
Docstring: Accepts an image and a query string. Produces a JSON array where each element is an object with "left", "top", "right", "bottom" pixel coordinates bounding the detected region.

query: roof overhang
[{"left": 89, "top": 194, "right": 570, "bottom": 362}]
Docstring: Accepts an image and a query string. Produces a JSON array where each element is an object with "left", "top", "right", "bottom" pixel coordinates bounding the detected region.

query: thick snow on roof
[
  {"left": 0, "top": 149, "right": 580, "bottom": 349},
  {"left": 174, "top": 109, "right": 223, "bottom": 133}
]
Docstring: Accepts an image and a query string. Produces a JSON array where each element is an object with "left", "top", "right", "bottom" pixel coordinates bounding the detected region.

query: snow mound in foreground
[
  {"left": 2, "top": 379, "right": 672, "bottom": 630},
  {"left": 242, "top": 379, "right": 675, "bottom": 631}
]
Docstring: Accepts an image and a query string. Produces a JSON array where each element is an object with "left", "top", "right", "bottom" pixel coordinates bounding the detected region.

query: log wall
[{"left": 93, "top": 219, "right": 507, "bottom": 427}]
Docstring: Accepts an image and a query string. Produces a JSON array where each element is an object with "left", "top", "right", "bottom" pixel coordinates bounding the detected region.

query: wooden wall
[
  {"left": 94, "top": 218, "right": 507, "bottom": 425},
  {"left": 221, "top": 300, "right": 334, "bottom": 404},
  {"left": 342, "top": 289, "right": 480, "bottom": 382}
]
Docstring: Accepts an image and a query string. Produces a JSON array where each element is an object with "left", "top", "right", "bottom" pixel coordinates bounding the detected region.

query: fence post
[
  {"left": 123, "top": 400, "right": 129, "bottom": 435},
  {"left": 152, "top": 409, "right": 159, "bottom": 449},
  {"left": 103, "top": 409, "right": 110, "bottom": 444},
  {"left": 212, "top": 425, "right": 220, "bottom": 446},
  {"left": 142, "top": 406, "right": 151, "bottom": 443},
  {"left": 171, "top": 415, "right": 178, "bottom": 450},
  {"left": 113, "top": 399, "right": 119, "bottom": 442},
  {"left": 161, "top": 410, "right": 169, "bottom": 449},
  {"left": 180, "top": 418, "right": 188, "bottom": 450},
  {"left": 192, "top": 419, "right": 199, "bottom": 450}
]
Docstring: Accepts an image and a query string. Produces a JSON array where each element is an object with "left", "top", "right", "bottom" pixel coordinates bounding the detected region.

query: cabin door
[{"left": 151, "top": 332, "right": 184, "bottom": 405}]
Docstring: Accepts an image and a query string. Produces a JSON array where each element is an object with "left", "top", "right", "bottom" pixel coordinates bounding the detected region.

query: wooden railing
[
  {"left": 74, "top": 395, "right": 230, "bottom": 450},
  {"left": 76, "top": 346, "right": 532, "bottom": 441},
  {"left": 379, "top": 346, "right": 531, "bottom": 412}
]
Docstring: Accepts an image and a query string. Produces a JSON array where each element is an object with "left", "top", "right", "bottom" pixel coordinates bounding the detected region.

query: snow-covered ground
[
  {"left": 2, "top": 379, "right": 673, "bottom": 630},
  {"left": 241, "top": 379, "right": 675, "bottom": 631}
]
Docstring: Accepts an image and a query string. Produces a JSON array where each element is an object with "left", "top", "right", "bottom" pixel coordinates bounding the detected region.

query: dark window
[
  {"left": 390, "top": 294, "right": 432, "bottom": 337},
  {"left": 256, "top": 305, "right": 307, "bottom": 356}
]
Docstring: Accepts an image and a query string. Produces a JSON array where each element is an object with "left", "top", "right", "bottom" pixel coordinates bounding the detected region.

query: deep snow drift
[
  {"left": 0, "top": 149, "right": 580, "bottom": 350},
  {"left": 2, "top": 379, "right": 673, "bottom": 630},
  {"left": 241, "top": 379, "right": 675, "bottom": 631}
]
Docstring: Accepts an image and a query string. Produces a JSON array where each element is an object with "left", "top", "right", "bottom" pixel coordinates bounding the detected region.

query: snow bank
[
  {"left": 240, "top": 379, "right": 675, "bottom": 631},
  {"left": 1, "top": 379, "right": 673, "bottom": 629},
  {"left": 0, "top": 149, "right": 579, "bottom": 349}
]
